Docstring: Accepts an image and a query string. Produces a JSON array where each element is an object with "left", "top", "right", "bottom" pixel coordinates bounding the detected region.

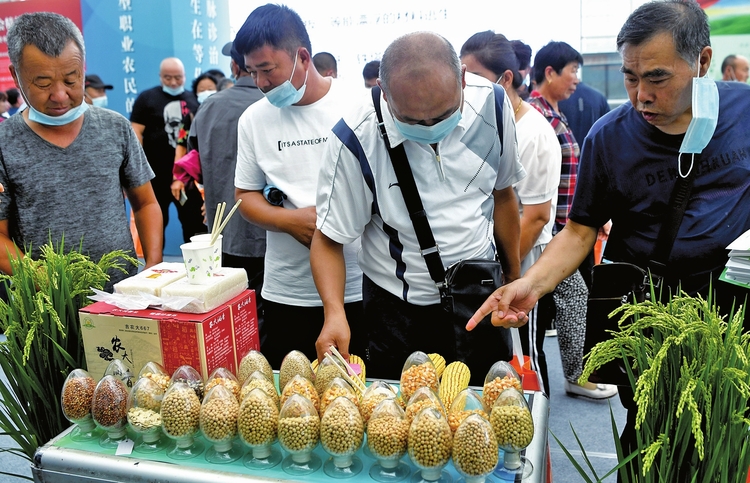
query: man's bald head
[
  {"left": 379, "top": 32, "right": 461, "bottom": 97},
  {"left": 159, "top": 57, "right": 185, "bottom": 89},
  {"left": 160, "top": 57, "right": 184, "bottom": 75}
]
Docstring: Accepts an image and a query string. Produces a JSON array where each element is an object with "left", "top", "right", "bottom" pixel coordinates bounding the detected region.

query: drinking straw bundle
[{"left": 210, "top": 199, "right": 242, "bottom": 246}]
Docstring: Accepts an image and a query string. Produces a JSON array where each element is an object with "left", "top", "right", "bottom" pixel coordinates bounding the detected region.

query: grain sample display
[
  {"left": 280, "top": 374, "right": 320, "bottom": 413},
  {"left": 240, "top": 370, "right": 279, "bottom": 408},
  {"left": 319, "top": 377, "right": 358, "bottom": 416},
  {"left": 279, "top": 350, "right": 315, "bottom": 394},
  {"left": 408, "top": 406, "right": 453, "bottom": 481},
  {"left": 452, "top": 414, "right": 498, "bottom": 483},
  {"left": 237, "top": 349, "right": 274, "bottom": 384},
  {"left": 483, "top": 361, "right": 522, "bottom": 410},
  {"left": 400, "top": 351, "right": 439, "bottom": 402},
  {"left": 161, "top": 381, "right": 201, "bottom": 440},
  {"left": 277, "top": 393, "right": 320, "bottom": 456},
  {"left": 61, "top": 368, "right": 98, "bottom": 440},
  {"left": 448, "top": 387, "right": 489, "bottom": 434},
  {"left": 169, "top": 364, "right": 205, "bottom": 401},
  {"left": 238, "top": 387, "right": 282, "bottom": 469},
  {"left": 205, "top": 367, "right": 241, "bottom": 402},
  {"left": 404, "top": 386, "right": 446, "bottom": 424},
  {"left": 359, "top": 380, "right": 397, "bottom": 424}
]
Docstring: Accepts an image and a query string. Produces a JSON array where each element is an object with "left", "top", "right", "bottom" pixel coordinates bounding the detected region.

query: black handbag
[
  {"left": 584, "top": 161, "right": 696, "bottom": 385},
  {"left": 371, "top": 87, "right": 511, "bottom": 384}
]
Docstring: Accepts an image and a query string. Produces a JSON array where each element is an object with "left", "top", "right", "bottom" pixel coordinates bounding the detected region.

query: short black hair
[
  {"left": 362, "top": 60, "right": 380, "bottom": 81},
  {"left": 313, "top": 52, "right": 337, "bottom": 76},
  {"left": 6, "top": 88, "right": 20, "bottom": 105},
  {"left": 532, "top": 41, "right": 583, "bottom": 85},
  {"left": 205, "top": 68, "right": 226, "bottom": 80},
  {"left": 511, "top": 40, "right": 532, "bottom": 71},
  {"left": 191, "top": 72, "right": 218, "bottom": 95},
  {"left": 460, "top": 31, "right": 523, "bottom": 88},
  {"left": 721, "top": 54, "right": 737, "bottom": 73},
  {"left": 234, "top": 4, "right": 311, "bottom": 59},
  {"left": 617, "top": 0, "right": 709, "bottom": 68}
]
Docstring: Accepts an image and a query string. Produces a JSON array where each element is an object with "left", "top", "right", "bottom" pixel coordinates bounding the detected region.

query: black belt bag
[
  {"left": 583, "top": 262, "right": 649, "bottom": 385},
  {"left": 441, "top": 258, "right": 503, "bottom": 321}
]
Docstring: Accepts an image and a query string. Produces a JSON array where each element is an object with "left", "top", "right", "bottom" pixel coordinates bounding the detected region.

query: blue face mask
[
  {"left": 391, "top": 92, "right": 463, "bottom": 145},
  {"left": 197, "top": 90, "right": 216, "bottom": 104},
  {"left": 678, "top": 71, "right": 719, "bottom": 178},
  {"left": 92, "top": 96, "right": 108, "bottom": 108},
  {"left": 19, "top": 81, "right": 89, "bottom": 126},
  {"left": 263, "top": 53, "right": 308, "bottom": 108},
  {"left": 163, "top": 85, "right": 185, "bottom": 96}
]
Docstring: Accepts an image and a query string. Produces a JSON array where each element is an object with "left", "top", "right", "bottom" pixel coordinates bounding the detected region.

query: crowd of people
[{"left": 0, "top": 1, "right": 748, "bottom": 460}]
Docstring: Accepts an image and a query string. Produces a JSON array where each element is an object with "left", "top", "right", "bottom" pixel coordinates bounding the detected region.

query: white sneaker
[{"left": 564, "top": 380, "right": 618, "bottom": 399}]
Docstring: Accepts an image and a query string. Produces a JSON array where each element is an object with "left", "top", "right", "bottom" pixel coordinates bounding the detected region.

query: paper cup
[
  {"left": 190, "top": 234, "right": 222, "bottom": 268},
  {"left": 180, "top": 242, "right": 220, "bottom": 285}
]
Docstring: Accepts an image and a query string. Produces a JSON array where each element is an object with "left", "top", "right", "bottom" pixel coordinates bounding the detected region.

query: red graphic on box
[
  {"left": 233, "top": 291, "right": 260, "bottom": 358},
  {"left": 203, "top": 306, "right": 235, "bottom": 375},
  {"left": 160, "top": 320, "right": 200, "bottom": 376}
]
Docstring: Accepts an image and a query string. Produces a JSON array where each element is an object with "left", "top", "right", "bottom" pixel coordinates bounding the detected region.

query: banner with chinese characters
[
  {"left": 80, "top": 0, "right": 230, "bottom": 117},
  {"left": 0, "top": 0, "right": 83, "bottom": 92}
]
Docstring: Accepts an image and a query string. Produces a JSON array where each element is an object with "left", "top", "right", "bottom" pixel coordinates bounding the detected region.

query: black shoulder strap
[
  {"left": 371, "top": 86, "right": 446, "bottom": 286},
  {"left": 492, "top": 83, "right": 504, "bottom": 155},
  {"left": 647, "top": 155, "right": 697, "bottom": 277}
]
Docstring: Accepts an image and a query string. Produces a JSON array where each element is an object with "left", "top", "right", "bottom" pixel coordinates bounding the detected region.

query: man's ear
[{"left": 377, "top": 79, "right": 387, "bottom": 103}]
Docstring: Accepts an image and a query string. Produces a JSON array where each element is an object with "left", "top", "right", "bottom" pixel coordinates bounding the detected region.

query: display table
[{"left": 32, "top": 390, "right": 548, "bottom": 483}]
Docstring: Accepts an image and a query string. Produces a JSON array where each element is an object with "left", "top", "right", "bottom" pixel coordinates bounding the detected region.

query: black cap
[
  {"left": 222, "top": 41, "right": 246, "bottom": 71},
  {"left": 85, "top": 74, "right": 113, "bottom": 90}
]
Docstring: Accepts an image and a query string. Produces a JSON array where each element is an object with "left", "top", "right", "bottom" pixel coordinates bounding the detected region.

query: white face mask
[{"left": 678, "top": 58, "right": 719, "bottom": 178}]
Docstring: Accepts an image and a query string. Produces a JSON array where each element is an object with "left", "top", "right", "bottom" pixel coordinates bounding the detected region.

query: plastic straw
[
  {"left": 211, "top": 202, "right": 223, "bottom": 238},
  {"left": 329, "top": 346, "right": 366, "bottom": 391},
  {"left": 210, "top": 199, "right": 241, "bottom": 246}
]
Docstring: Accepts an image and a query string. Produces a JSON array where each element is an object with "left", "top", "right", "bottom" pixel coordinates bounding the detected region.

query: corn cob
[
  {"left": 311, "top": 358, "right": 319, "bottom": 373},
  {"left": 428, "top": 353, "right": 446, "bottom": 379},
  {"left": 438, "top": 361, "right": 470, "bottom": 409}
]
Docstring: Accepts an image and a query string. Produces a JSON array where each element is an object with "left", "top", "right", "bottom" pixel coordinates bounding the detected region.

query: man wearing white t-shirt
[
  {"left": 233, "top": 4, "right": 363, "bottom": 369},
  {"left": 312, "top": 32, "right": 525, "bottom": 384}
]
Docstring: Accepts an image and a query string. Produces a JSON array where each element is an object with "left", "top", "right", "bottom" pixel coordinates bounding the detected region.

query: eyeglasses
[{"left": 161, "top": 74, "right": 184, "bottom": 82}]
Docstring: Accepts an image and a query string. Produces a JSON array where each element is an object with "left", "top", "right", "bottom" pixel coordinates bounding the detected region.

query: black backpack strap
[{"left": 371, "top": 86, "right": 446, "bottom": 287}]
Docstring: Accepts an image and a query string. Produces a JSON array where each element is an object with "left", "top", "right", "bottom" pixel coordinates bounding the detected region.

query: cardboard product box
[{"left": 79, "top": 290, "right": 259, "bottom": 382}]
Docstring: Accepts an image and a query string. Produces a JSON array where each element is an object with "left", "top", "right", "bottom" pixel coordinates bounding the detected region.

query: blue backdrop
[{"left": 80, "top": 0, "right": 231, "bottom": 256}]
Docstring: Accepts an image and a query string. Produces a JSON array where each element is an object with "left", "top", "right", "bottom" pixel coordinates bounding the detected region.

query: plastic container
[
  {"left": 127, "top": 377, "right": 166, "bottom": 453},
  {"left": 490, "top": 387, "right": 534, "bottom": 480},
  {"left": 280, "top": 374, "right": 320, "bottom": 414},
  {"left": 359, "top": 380, "right": 398, "bottom": 424},
  {"left": 315, "top": 355, "right": 349, "bottom": 396},
  {"left": 60, "top": 369, "right": 100, "bottom": 441},
  {"left": 277, "top": 393, "right": 321, "bottom": 475},
  {"left": 452, "top": 414, "right": 498, "bottom": 483},
  {"left": 367, "top": 397, "right": 411, "bottom": 482},
  {"left": 482, "top": 360, "right": 522, "bottom": 410},
  {"left": 200, "top": 384, "right": 242, "bottom": 463},
  {"left": 238, "top": 387, "right": 282, "bottom": 470},
  {"left": 447, "top": 388, "right": 488, "bottom": 434},
  {"left": 278, "top": 350, "right": 315, "bottom": 394},
  {"left": 103, "top": 359, "right": 135, "bottom": 389},
  {"left": 204, "top": 367, "right": 241, "bottom": 402},
  {"left": 161, "top": 381, "right": 204, "bottom": 459},
  {"left": 400, "top": 351, "right": 439, "bottom": 402},
  {"left": 137, "top": 361, "right": 170, "bottom": 392},
  {"left": 407, "top": 406, "right": 452, "bottom": 483},
  {"left": 237, "top": 349, "right": 274, "bottom": 384},
  {"left": 319, "top": 376, "right": 358, "bottom": 416},
  {"left": 169, "top": 364, "right": 204, "bottom": 401},
  {"left": 404, "top": 386, "right": 446, "bottom": 424},
  {"left": 91, "top": 375, "right": 129, "bottom": 448},
  {"left": 240, "top": 370, "right": 279, "bottom": 405},
  {"left": 320, "top": 396, "right": 364, "bottom": 478}
]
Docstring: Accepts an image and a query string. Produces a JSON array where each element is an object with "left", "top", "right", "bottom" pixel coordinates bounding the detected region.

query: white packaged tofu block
[
  {"left": 160, "top": 267, "right": 248, "bottom": 313},
  {"left": 113, "top": 262, "right": 186, "bottom": 297}
]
